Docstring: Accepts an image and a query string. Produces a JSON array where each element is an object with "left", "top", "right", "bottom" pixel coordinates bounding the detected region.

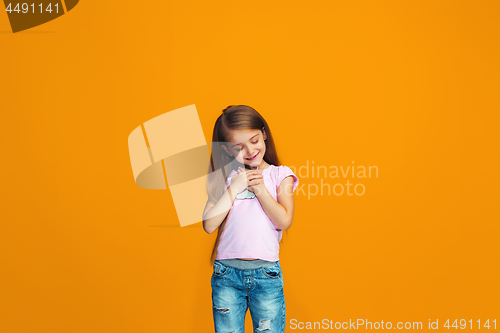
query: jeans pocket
[
  {"left": 213, "top": 261, "right": 231, "bottom": 277},
  {"left": 261, "top": 264, "right": 281, "bottom": 279}
]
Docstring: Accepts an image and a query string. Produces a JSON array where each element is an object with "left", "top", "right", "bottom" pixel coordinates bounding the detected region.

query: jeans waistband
[{"left": 215, "top": 259, "right": 278, "bottom": 270}]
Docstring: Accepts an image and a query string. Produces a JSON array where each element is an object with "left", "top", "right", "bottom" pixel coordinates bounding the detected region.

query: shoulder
[
  {"left": 271, "top": 165, "right": 296, "bottom": 176},
  {"left": 272, "top": 165, "right": 299, "bottom": 191},
  {"left": 225, "top": 169, "right": 238, "bottom": 187}
]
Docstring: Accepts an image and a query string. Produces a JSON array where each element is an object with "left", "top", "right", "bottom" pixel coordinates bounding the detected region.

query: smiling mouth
[{"left": 246, "top": 152, "right": 259, "bottom": 161}]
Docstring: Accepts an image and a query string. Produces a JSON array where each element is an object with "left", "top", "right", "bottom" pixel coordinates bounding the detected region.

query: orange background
[{"left": 1, "top": 1, "right": 498, "bottom": 332}]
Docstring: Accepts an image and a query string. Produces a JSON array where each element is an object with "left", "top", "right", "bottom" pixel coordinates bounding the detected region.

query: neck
[
  {"left": 242, "top": 160, "right": 269, "bottom": 170},
  {"left": 258, "top": 160, "right": 270, "bottom": 170}
]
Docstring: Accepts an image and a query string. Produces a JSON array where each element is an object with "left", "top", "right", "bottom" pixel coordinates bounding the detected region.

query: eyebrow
[{"left": 231, "top": 133, "right": 259, "bottom": 147}]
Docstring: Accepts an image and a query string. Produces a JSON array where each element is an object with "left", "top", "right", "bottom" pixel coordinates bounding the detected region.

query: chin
[{"left": 245, "top": 161, "right": 259, "bottom": 168}]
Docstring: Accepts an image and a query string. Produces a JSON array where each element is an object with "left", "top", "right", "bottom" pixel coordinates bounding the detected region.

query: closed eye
[{"left": 232, "top": 140, "right": 258, "bottom": 150}]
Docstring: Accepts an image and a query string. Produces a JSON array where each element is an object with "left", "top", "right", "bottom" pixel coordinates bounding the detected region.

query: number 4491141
[
  {"left": 444, "top": 319, "right": 497, "bottom": 329},
  {"left": 5, "top": 3, "right": 59, "bottom": 14}
]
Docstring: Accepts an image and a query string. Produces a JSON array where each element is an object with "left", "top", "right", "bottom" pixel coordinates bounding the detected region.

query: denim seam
[
  {"left": 213, "top": 263, "right": 231, "bottom": 277},
  {"left": 282, "top": 294, "right": 286, "bottom": 333},
  {"left": 260, "top": 267, "right": 281, "bottom": 279}
]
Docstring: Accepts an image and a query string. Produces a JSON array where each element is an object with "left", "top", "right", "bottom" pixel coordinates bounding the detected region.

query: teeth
[{"left": 247, "top": 153, "right": 258, "bottom": 160}]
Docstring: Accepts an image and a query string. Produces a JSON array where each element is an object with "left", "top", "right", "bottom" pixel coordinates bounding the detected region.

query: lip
[{"left": 246, "top": 152, "right": 259, "bottom": 161}]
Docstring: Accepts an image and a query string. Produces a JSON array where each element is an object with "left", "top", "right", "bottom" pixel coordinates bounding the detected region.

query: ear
[
  {"left": 221, "top": 144, "right": 233, "bottom": 157},
  {"left": 262, "top": 127, "right": 267, "bottom": 140}
]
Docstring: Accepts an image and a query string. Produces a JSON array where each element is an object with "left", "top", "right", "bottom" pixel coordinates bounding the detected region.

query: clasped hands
[{"left": 230, "top": 167, "right": 267, "bottom": 196}]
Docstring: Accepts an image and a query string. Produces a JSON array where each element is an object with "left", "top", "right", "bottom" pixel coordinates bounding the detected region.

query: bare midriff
[{"left": 238, "top": 258, "right": 258, "bottom": 260}]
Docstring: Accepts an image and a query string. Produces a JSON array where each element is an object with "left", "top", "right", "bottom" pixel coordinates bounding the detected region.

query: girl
[{"left": 203, "top": 105, "right": 299, "bottom": 333}]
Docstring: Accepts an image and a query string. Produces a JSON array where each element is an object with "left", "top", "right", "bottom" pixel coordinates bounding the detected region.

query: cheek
[{"left": 233, "top": 150, "right": 245, "bottom": 159}]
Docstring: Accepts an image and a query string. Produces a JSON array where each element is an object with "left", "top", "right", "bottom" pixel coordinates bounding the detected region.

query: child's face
[{"left": 225, "top": 128, "right": 267, "bottom": 167}]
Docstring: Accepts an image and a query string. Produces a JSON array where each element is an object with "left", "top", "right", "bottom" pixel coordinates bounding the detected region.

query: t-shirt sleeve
[
  {"left": 225, "top": 170, "right": 238, "bottom": 190},
  {"left": 276, "top": 165, "right": 299, "bottom": 192}
]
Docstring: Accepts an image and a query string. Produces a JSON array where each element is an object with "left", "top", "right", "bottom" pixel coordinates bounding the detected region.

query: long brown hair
[{"left": 207, "top": 105, "right": 282, "bottom": 265}]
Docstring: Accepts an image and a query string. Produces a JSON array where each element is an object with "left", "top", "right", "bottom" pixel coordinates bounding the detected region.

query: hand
[
  {"left": 246, "top": 168, "right": 266, "bottom": 196},
  {"left": 230, "top": 167, "right": 263, "bottom": 194}
]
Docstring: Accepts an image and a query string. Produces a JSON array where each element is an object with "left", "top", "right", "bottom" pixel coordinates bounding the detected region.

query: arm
[
  {"left": 203, "top": 169, "right": 263, "bottom": 234},
  {"left": 202, "top": 182, "right": 239, "bottom": 234},
  {"left": 252, "top": 176, "right": 295, "bottom": 230}
]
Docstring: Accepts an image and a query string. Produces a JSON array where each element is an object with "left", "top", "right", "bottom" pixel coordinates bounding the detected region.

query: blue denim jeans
[{"left": 211, "top": 260, "right": 286, "bottom": 333}]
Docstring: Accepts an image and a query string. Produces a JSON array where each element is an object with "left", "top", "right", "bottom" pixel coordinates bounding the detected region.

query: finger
[
  {"left": 247, "top": 174, "right": 263, "bottom": 181},
  {"left": 242, "top": 170, "right": 260, "bottom": 180},
  {"left": 248, "top": 179, "right": 261, "bottom": 186}
]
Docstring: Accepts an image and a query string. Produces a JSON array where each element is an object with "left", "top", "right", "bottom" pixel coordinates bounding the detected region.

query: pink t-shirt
[{"left": 215, "top": 164, "right": 299, "bottom": 262}]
